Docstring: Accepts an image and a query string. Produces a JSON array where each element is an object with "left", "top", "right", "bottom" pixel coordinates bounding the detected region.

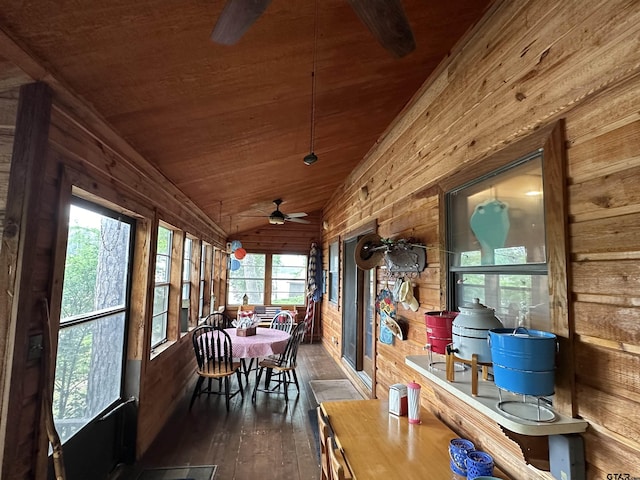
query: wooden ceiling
[{"left": 0, "top": 0, "right": 492, "bottom": 235}]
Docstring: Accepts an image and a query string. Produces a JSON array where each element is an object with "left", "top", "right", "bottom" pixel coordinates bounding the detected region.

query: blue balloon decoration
[
  {"left": 230, "top": 240, "right": 242, "bottom": 252},
  {"left": 230, "top": 258, "right": 241, "bottom": 271}
]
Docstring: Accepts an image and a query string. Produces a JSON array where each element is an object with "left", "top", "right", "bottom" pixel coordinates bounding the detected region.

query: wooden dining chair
[
  {"left": 328, "top": 447, "right": 352, "bottom": 480},
  {"left": 317, "top": 407, "right": 331, "bottom": 480},
  {"left": 269, "top": 309, "right": 295, "bottom": 334},
  {"left": 189, "top": 325, "right": 244, "bottom": 411},
  {"left": 252, "top": 321, "right": 305, "bottom": 402}
]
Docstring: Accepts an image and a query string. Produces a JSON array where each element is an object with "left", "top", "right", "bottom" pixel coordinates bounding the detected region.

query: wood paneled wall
[
  {"left": 321, "top": 1, "right": 640, "bottom": 478},
  {"left": 0, "top": 79, "right": 229, "bottom": 477},
  {"left": 0, "top": 83, "right": 52, "bottom": 480},
  {"left": 0, "top": 88, "right": 18, "bottom": 235}
]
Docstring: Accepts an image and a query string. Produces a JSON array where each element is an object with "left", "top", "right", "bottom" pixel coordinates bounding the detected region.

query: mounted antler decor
[{"left": 354, "top": 234, "right": 426, "bottom": 274}]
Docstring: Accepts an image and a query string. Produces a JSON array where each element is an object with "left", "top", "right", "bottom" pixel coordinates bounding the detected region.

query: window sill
[
  {"left": 405, "top": 355, "right": 588, "bottom": 436},
  {"left": 150, "top": 340, "right": 176, "bottom": 360}
]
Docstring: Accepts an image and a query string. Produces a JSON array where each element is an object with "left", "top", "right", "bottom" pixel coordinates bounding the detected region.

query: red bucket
[{"left": 425, "top": 311, "right": 458, "bottom": 354}]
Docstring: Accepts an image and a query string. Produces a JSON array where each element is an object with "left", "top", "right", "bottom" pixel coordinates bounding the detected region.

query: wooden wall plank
[
  {"left": 565, "top": 71, "right": 640, "bottom": 148},
  {"left": 573, "top": 261, "right": 640, "bottom": 299},
  {"left": 571, "top": 213, "right": 640, "bottom": 254},
  {"left": 568, "top": 119, "right": 640, "bottom": 187},
  {"left": 0, "top": 57, "right": 31, "bottom": 93},
  {"left": 582, "top": 428, "right": 640, "bottom": 476},
  {"left": 0, "top": 92, "right": 18, "bottom": 246},
  {"left": 570, "top": 168, "right": 640, "bottom": 223},
  {"left": 576, "top": 384, "right": 640, "bottom": 453},
  {"left": 574, "top": 302, "right": 640, "bottom": 346},
  {"left": 575, "top": 340, "right": 639, "bottom": 405},
  {"left": 0, "top": 82, "right": 52, "bottom": 480}
]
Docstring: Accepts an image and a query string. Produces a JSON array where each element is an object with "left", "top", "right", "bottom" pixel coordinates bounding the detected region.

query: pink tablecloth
[{"left": 224, "top": 327, "right": 290, "bottom": 358}]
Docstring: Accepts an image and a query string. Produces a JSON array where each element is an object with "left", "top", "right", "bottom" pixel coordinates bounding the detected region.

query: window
[
  {"left": 54, "top": 199, "right": 133, "bottom": 443},
  {"left": 198, "top": 241, "right": 208, "bottom": 319},
  {"left": 152, "top": 225, "right": 172, "bottom": 347},
  {"left": 447, "top": 152, "right": 550, "bottom": 330},
  {"left": 271, "top": 254, "right": 307, "bottom": 304},
  {"left": 180, "top": 236, "right": 193, "bottom": 332},
  {"left": 210, "top": 247, "right": 219, "bottom": 312},
  {"left": 227, "top": 252, "right": 308, "bottom": 305},
  {"left": 228, "top": 253, "right": 266, "bottom": 305},
  {"left": 329, "top": 241, "right": 339, "bottom": 304}
]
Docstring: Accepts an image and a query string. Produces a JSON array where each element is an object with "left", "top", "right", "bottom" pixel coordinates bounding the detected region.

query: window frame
[
  {"left": 198, "top": 241, "right": 209, "bottom": 319},
  {"left": 439, "top": 122, "right": 569, "bottom": 334},
  {"left": 180, "top": 235, "right": 194, "bottom": 333},
  {"left": 227, "top": 252, "right": 266, "bottom": 305},
  {"left": 226, "top": 252, "right": 308, "bottom": 306},
  {"left": 182, "top": 236, "right": 192, "bottom": 307},
  {"left": 270, "top": 253, "right": 308, "bottom": 305},
  {"left": 438, "top": 120, "right": 572, "bottom": 414},
  {"left": 446, "top": 151, "right": 549, "bottom": 329},
  {"left": 151, "top": 224, "right": 173, "bottom": 348}
]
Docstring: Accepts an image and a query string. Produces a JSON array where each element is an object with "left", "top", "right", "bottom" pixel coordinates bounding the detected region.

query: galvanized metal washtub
[
  {"left": 425, "top": 311, "right": 458, "bottom": 355},
  {"left": 489, "top": 327, "right": 557, "bottom": 396}
]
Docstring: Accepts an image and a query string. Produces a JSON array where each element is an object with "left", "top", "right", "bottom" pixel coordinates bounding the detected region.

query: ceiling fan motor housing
[
  {"left": 269, "top": 199, "right": 286, "bottom": 224},
  {"left": 267, "top": 198, "right": 309, "bottom": 224},
  {"left": 269, "top": 211, "right": 286, "bottom": 224}
]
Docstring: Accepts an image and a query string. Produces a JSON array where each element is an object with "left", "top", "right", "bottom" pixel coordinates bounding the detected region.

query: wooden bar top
[{"left": 321, "top": 399, "right": 508, "bottom": 480}]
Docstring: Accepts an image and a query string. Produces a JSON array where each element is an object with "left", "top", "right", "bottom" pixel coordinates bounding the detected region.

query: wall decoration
[
  {"left": 355, "top": 234, "right": 426, "bottom": 275},
  {"left": 376, "top": 287, "right": 402, "bottom": 344}
]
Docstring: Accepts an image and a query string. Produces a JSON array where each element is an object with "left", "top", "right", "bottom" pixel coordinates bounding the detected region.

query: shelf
[{"left": 406, "top": 355, "right": 588, "bottom": 436}]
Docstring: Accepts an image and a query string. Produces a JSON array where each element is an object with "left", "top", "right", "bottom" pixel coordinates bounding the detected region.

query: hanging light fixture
[{"left": 303, "top": 0, "right": 319, "bottom": 166}]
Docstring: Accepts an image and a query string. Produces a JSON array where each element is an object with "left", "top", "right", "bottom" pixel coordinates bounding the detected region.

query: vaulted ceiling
[{"left": 0, "top": 0, "right": 492, "bottom": 234}]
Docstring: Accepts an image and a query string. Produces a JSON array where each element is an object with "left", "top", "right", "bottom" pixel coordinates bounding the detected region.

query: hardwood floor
[{"left": 113, "top": 343, "right": 348, "bottom": 480}]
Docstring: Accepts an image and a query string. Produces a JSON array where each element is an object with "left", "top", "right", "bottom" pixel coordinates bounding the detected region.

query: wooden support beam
[{"left": 0, "top": 82, "right": 52, "bottom": 480}]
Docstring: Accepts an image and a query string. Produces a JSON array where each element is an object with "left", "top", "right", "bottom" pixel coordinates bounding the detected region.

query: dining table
[{"left": 224, "top": 327, "right": 291, "bottom": 382}]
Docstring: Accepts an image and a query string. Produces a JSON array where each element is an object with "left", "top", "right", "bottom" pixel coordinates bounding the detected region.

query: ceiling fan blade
[
  {"left": 211, "top": 0, "right": 273, "bottom": 46},
  {"left": 286, "top": 217, "right": 311, "bottom": 224},
  {"left": 347, "top": 0, "right": 416, "bottom": 58},
  {"left": 285, "top": 212, "right": 308, "bottom": 218}
]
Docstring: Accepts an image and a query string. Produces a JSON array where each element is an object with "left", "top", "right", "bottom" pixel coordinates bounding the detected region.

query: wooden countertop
[{"left": 321, "top": 399, "right": 508, "bottom": 480}]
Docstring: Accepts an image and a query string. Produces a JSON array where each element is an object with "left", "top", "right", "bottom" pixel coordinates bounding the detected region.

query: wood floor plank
[{"left": 113, "top": 344, "right": 346, "bottom": 480}]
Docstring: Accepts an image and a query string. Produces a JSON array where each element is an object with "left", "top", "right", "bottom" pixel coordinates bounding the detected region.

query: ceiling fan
[
  {"left": 210, "top": 0, "right": 416, "bottom": 58},
  {"left": 268, "top": 199, "right": 310, "bottom": 225}
]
